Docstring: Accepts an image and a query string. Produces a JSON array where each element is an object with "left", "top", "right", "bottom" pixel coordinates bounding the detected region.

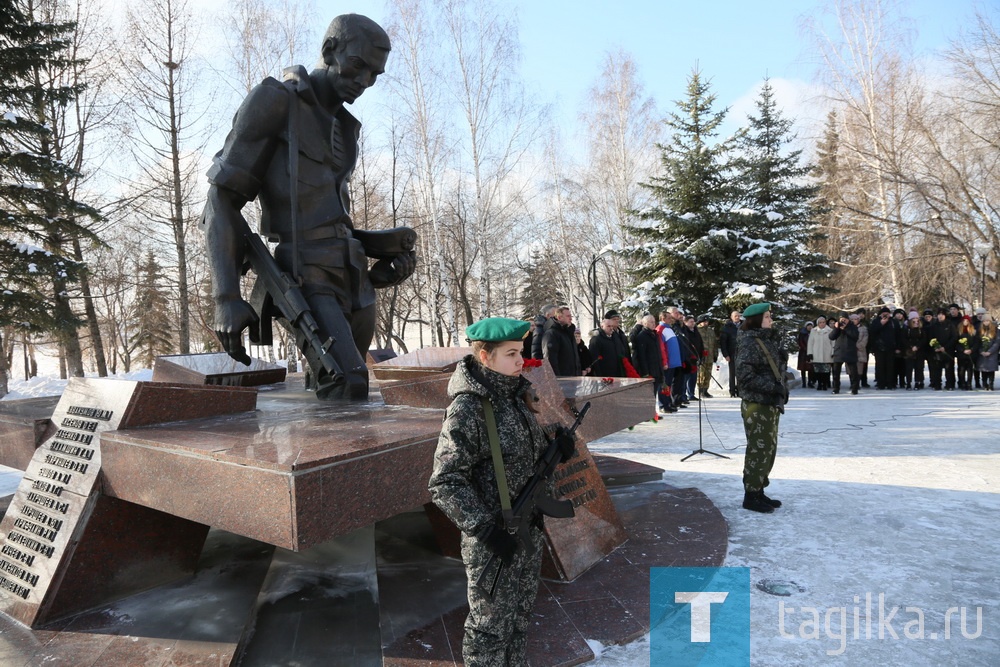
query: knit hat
[
  {"left": 880, "top": 306, "right": 891, "bottom": 314},
  {"left": 922, "top": 309, "right": 934, "bottom": 316},
  {"left": 908, "top": 310, "right": 919, "bottom": 320},
  {"left": 604, "top": 310, "right": 621, "bottom": 320}
]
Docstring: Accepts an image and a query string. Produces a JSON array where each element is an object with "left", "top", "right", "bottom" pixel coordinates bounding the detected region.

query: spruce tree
[
  {"left": 131, "top": 250, "right": 173, "bottom": 369},
  {"left": 0, "top": 0, "right": 99, "bottom": 372},
  {"left": 622, "top": 69, "right": 737, "bottom": 316},
  {"left": 519, "top": 247, "right": 565, "bottom": 318},
  {"left": 728, "top": 80, "right": 833, "bottom": 321}
]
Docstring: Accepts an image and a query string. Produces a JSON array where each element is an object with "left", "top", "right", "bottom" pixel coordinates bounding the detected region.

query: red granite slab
[
  {"left": 519, "top": 362, "right": 628, "bottom": 582},
  {"left": 372, "top": 347, "right": 471, "bottom": 381},
  {"left": 152, "top": 352, "right": 287, "bottom": 387},
  {"left": 380, "top": 374, "right": 452, "bottom": 409},
  {"left": 557, "top": 377, "right": 653, "bottom": 443},
  {"left": 98, "top": 402, "right": 446, "bottom": 551},
  {"left": 0, "top": 396, "right": 58, "bottom": 470}
]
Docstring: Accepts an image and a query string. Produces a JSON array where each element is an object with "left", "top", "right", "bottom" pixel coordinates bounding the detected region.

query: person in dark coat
[
  {"left": 678, "top": 314, "right": 706, "bottom": 401},
  {"left": 976, "top": 316, "right": 999, "bottom": 390},
  {"left": 603, "top": 310, "right": 632, "bottom": 362},
  {"left": 926, "top": 308, "right": 958, "bottom": 390},
  {"left": 529, "top": 304, "right": 557, "bottom": 360},
  {"left": 796, "top": 321, "right": 814, "bottom": 387},
  {"left": 955, "top": 316, "right": 980, "bottom": 390},
  {"left": 588, "top": 318, "right": 630, "bottom": 377},
  {"left": 720, "top": 310, "right": 742, "bottom": 397},
  {"left": 830, "top": 314, "right": 860, "bottom": 394},
  {"left": 575, "top": 329, "right": 594, "bottom": 375},
  {"left": 542, "top": 306, "right": 581, "bottom": 376},
  {"left": 903, "top": 314, "right": 927, "bottom": 389},
  {"left": 631, "top": 314, "right": 665, "bottom": 413},
  {"left": 868, "top": 307, "right": 902, "bottom": 389}
]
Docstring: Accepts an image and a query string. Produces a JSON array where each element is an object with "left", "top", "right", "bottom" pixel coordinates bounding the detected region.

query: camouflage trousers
[
  {"left": 740, "top": 401, "right": 780, "bottom": 493},
  {"left": 697, "top": 358, "right": 715, "bottom": 391},
  {"left": 462, "top": 526, "right": 545, "bottom": 666}
]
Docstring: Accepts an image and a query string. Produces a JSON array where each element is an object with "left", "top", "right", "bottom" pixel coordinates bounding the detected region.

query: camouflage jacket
[
  {"left": 735, "top": 327, "right": 788, "bottom": 406},
  {"left": 428, "top": 355, "right": 550, "bottom": 536}
]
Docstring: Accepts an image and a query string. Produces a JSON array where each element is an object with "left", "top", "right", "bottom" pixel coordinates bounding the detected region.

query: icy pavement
[{"left": 585, "top": 383, "right": 1000, "bottom": 666}]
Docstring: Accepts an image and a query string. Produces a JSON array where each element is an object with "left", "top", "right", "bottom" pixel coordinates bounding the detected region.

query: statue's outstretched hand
[
  {"left": 214, "top": 298, "right": 259, "bottom": 366},
  {"left": 369, "top": 251, "right": 417, "bottom": 288}
]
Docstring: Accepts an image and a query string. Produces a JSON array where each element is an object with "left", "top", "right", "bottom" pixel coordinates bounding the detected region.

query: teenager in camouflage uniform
[
  {"left": 429, "top": 317, "right": 573, "bottom": 666},
  {"left": 735, "top": 302, "right": 787, "bottom": 514}
]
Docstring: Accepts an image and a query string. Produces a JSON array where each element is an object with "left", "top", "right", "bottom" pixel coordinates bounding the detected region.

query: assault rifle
[
  {"left": 238, "top": 219, "right": 344, "bottom": 387},
  {"left": 475, "top": 401, "right": 591, "bottom": 601}
]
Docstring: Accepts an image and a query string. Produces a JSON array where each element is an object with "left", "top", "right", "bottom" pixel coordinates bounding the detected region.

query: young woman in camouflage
[
  {"left": 735, "top": 302, "right": 788, "bottom": 514},
  {"left": 428, "top": 317, "right": 573, "bottom": 666}
]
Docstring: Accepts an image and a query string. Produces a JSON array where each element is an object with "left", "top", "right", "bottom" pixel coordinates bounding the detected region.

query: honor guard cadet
[
  {"left": 429, "top": 317, "right": 576, "bottom": 666},
  {"left": 735, "top": 302, "right": 788, "bottom": 513}
]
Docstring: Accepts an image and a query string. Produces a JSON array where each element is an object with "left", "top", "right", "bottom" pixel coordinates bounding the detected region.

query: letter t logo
[{"left": 675, "top": 591, "right": 730, "bottom": 642}]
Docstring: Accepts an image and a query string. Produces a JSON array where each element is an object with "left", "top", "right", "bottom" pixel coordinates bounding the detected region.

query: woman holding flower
[
  {"left": 976, "top": 315, "right": 999, "bottom": 391},
  {"left": 955, "top": 316, "right": 980, "bottom": 390}
]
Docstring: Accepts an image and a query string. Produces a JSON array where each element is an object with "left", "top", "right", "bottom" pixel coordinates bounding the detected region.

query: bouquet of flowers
[
  {"left": 957, "top": 336, "right": 970, "bottom": 349},
  {"left": 981, "top": 335, "right": 993, "bottom": 354},
  {"left": 929, "top": 338, "right": 949, "bottom": 361},
  {"left": 929, "top": 338, "right": 940, "bottom": 350}
]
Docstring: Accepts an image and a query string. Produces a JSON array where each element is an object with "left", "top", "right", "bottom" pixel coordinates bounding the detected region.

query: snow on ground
[
  {"left": 2, "top": 368, "right": 153, "bottom": 400},
  {"left": 586, "top": 379, "right": 1000, "bottom": 666}
]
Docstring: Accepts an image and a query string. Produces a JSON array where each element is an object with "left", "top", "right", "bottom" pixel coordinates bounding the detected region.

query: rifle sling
[
  {"left": 754, "top": 338, "right": 783, "bottom": 383},
  {"left": 480, "top": 397, "right": 514, "bottom": 528}
]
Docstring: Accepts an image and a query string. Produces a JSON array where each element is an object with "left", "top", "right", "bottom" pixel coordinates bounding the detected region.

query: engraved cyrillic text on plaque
[{"left": 0, "top": 378, "right": 137, "bottom": 619}]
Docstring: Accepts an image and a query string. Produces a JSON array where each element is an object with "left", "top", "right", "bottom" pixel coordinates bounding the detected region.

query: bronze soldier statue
[{"left": 202, "top": 14, "right": 416, "bottom": 400}]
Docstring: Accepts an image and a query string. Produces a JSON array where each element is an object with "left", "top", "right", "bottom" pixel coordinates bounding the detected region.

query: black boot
[
  {"left": 742, "top": 491, "right": 775, "bottom": 514},
  {"left": 760, "top": 491, "right": 782, "bottom": 508}
]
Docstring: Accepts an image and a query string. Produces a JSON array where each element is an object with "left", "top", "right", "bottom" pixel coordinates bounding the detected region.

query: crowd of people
[
  {"left": 797, "top": 304, "right": 999, "bottom": 393},
  {"left": 522, "top": 304, "right": 736, "bottom": 416}
]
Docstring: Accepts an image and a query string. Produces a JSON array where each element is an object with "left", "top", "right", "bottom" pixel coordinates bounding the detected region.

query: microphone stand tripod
[{"left": 681, "top": 382, "right": 729, "bottom": 461}]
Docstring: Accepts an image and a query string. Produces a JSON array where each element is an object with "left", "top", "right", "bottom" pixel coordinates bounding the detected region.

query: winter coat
[
  {"left": 631, "top": 326, "right": 664, "bottom": 382},
  {"left": 531, "top": 316, "right": 552, "bottom": 360},
  {"left": 856, "top": 324, "right": 869, "bottom": 363},
  {"left": 720, "top": 320, "right": 740, "bottom": 360},
  {"left": 588, "top": 330, "right": 630, "bottom": 377},
  {"left": 903, "top": 326, "right": 926, "bottom": 360},
  {"left": 926, "top": 319, "right": 958, "bottom": 357},
  {"left": 868, "top": 316, "right": 903, "bottom": 355},
  {"left": 735, "top": 327, "right": 788, "bottom": 407},
  {"left": 830, "top": 322, "right": 859, "bottom": 364},
  {"left": 677, "top": 325, "right": 705, "bottom": 371},
  {"left": 955, "top": 330, "right": 980, "bottom": 364},
  {"left": 807, "top": 325, "right": 835, "bottom": 364},
  {"left": 542, "top": 321, "right": 581, "bottom": 376},
  {"left": 796, "top": 326, "right": 813, "bottom": 372},
  {"left": 429, "top": 356, "right": 550, "bottom": 536},
  {"left": 976, "top": 330, "right": 1000, "bottom": 372}
]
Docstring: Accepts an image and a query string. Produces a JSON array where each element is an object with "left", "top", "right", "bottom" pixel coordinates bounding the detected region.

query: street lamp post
[
  {"left": 974, "top": 242, "right": 990, "bottom": 309},
  {"left": 587, "top": 247, "right": 615, "bottom": 330}
]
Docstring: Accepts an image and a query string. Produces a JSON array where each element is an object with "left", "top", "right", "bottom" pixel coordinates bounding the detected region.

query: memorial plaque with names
[
  {"left": 520, "top": 362, "right": 628, "bottom": 582},
  {"left": 0, "top": 378, "right": 257, "bottom": 627}
]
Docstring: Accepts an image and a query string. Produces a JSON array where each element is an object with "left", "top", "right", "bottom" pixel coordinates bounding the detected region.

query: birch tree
[
  {"left": 119, "top": 0, "right": 212, "bottom": 355},
  {"left": 386, "top": 0, "right": 458, "bottom": 345}
]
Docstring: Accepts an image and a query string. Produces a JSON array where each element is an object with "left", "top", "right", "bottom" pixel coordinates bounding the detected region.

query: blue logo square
[{"left": 650, "top": 567, "right": 750, "bottom": 666}]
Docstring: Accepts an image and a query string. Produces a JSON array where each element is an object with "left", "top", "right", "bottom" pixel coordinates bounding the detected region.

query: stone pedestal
[
  {"left": 152, "top": 352, "right": 287, "bottom": 387},
  {"left": 0, "top": 379, "right": 256, "bottom": 626}
]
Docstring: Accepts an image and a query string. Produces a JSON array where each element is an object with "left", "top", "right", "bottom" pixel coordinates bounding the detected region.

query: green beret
[
  {"left": 743, "top": 302, "right": 771, "bottom": 317},
  {"left": 465, "top": 317, "right": 531, "bottom": 343}
]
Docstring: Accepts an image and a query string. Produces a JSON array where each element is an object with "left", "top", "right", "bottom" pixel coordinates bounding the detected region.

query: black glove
[
  {"left": 476, "top": 521, "right": 518, "bottom": 565},
  {"left": 553, "top": 427, "right": 576, "bottom": 463}
]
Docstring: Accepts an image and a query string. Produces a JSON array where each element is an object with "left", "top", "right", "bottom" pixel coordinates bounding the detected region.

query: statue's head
[{"left": 319, "top": 14, "right": 390, "bottom": 105}]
